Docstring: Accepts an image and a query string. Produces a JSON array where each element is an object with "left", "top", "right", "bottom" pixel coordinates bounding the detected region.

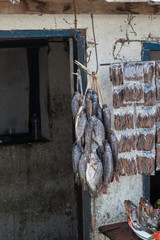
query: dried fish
[
  {"left": 85, "top": 118, "right": 94, "bottom": 153},
  {"left": 110, "top": 130, "right": 119, "bottom": 182},
  {"left": 92, "top": 91, "right": 98, "bottom": 116},
  {"left": 139, "top": 197, "right": 159, "bottom": 229},
  {"left": 71, "top": 92, "right": 82, "bottom": 120},
  {"left": 91, "top": 141, "right": 98, "bottom": 153},
  {"left": 102, "top": 104, "right": 111, "bottom": 140},
  {"left": 72, "top": 142, "right": 82, "bottom": 184},
  {"left": 85, "top": 89, "right": 93, "bottom": 119},
  {"left": 124, "top": 200, "right": 148, "bottom": 231},
  {"left": 75, "top": 106, "right": 87, "bottom": 147},
  {"left": 79, "top": 153, "right": 88, "bottom": 190},
  {"left": 97, "top": 104, "right": 102, "bottom": 122},
  {"left": 101, "top": 140, "right": 113, "bottom": 194},
  {"left": 92, "top": 115, "right": 105, "bottom": 153},
  {"left": 86, "top": 153, "right": 103, "bottom": 197}
]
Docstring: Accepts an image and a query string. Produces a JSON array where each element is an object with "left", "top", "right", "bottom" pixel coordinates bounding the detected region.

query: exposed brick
[
  {"left": 157, "top": 126, "right": 160, "bottom": 144},
  {"left": 123, "top": 84, "right": 143, "bottom": 102},
  {"left": 156, "top": 83, "right": 160, "bottom": 101},
  {"left": 144, "top": 86, "right": 156, "bottom": 106},
  {"left": 156, "top": 104, "right": 160, "bottom": 122},
  {"left": 136, "top": 155, "right": 155, "bottom": 175},
  {"left": 156, "top": 61, "right": 160, "bottom": 80},
  {"left": 156, "top": 145, "right": 160, "bottom": 169},
  {"left": 144, "top": 62, "right": 155, "bottom": 83},
  {"left": 114, "top": 113, "right": 134, "bottom": 130},
  {"left": 118, "top": 134, "right": 135, "bottom": 153},
  {"left": 137, "top": 132, "right": 155, "bottom": 151},
  {"left": 110, "top": 64, "right": 123, "bottom": 86},
  {"left": 137, "top": 111, "right": 155, "bottom": 128},
  {"left": 113, "top": 89, "right": 123, "bottom": 109}
]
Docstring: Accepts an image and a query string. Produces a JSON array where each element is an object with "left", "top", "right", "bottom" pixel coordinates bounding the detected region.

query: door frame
[{"left": 0, "top": 29, "right": 91, "bottom": 240}]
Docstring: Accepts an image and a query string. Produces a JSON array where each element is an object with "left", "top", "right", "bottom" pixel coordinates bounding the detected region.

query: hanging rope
[{"left": 91, "top": 14, "right": 99, "bottom": 74}]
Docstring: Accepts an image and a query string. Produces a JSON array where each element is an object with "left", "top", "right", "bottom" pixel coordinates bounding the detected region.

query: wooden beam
[{"left": 2, "top": 0, "right": 160, "bottom": 15}]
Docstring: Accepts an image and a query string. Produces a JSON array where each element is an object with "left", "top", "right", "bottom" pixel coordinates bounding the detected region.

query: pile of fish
[
  {"left": 124, "top": 198, "right": 160, "bottom": 232},
  {"left": 71, "top": 80, "right": 119, "bottom": 197}
]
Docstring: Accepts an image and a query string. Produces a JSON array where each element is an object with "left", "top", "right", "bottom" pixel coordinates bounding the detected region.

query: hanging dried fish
[
  {"left": 97, "top": 104, "right": 102, "bottom": 122},
  {"left": 101, "top": 140, "right": 113, "bottom": 194},
  {"left": 75, "top": 106, "right": 87, "bottom": 147},
  {"left": 102, "top": 104, "right": 111, "bottom": 140},
  {"left": 92, "top": 115, "right": 105, "bottom": 153},
  {"left": 91, "top": 141, "right": 98, "bottom": 153},
  {"left": 92, "top": 91, "right": 98, "bottom": 116},
  {"left": 110, "top": 130, "right": 119, "bottom": 183},
  {"left": 85, "top": 89, "right": 93, "bottom": 119},
  {"left": 79, "top": 152, "right": 88, "bottom": 190},
  {"left": 72, "top": 142, "right": 82, "bottom": 184},
  {"left": 71, "top": 92, "right": 82, "bottom": 120},
  {"left": 85, "top": 118, "right": 94, "bottom": 153},
  {"left": 86, "top": 153, "right": 103, "bottom": 197}
]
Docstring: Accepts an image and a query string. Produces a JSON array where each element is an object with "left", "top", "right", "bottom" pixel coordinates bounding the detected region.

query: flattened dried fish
[
  {"left": 101, "top": 140, "right": 113, "bottom": 194},
  {"left": 92, "top": 91, "right": 98, "bottom": 116},
  {"left": 97, "top": 104, "right": 102, "bottom": 122},
  {"left": 110, "top": 130, "right": 119, "bottom": 183},
  {"left": 71, "top": 92, "right": 82, "bottom": 120},
  {"left": 72, "top": 142, "right": 82, "bottom": 184},
  {"left": 85, "top": 89, "right": 92, "bottom": 119},
  {"left": 79, "top": 152, "right": 88, "bottom": 190},
  {"left": 102, "top": 104, "right": 111, "bottom": 140},
  {"left": 92, "top": 115, "right": 105, "bottom": 153},
  {"left": 86, "top": 153, "right": 103, "bottom": 197},
  {"left": 75, "top": 106, "right": 87, "bottom": 147},
  {"left": 85, "top": 118, "right": 94, "bottom": 153}
]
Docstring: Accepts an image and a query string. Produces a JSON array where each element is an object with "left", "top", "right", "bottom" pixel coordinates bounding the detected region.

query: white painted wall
[{"left": 0, "top": 14, "right": 159, "bottom": 239}]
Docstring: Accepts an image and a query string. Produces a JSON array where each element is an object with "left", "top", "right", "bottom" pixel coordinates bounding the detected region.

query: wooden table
[{"left": 99, "top": 222, "right": 140, "bottom": 240}]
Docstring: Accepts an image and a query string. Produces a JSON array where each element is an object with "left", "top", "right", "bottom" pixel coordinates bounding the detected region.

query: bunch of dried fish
[
  {"left": 124, "top": 198, "right": 160, "bottom": 231},
  {"left": 71, "top": 68, "right": 119, "bottom": 197}
]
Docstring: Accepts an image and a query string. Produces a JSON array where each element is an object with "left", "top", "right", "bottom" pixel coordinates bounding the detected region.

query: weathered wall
[{"left": 0, "top": 14, "right": 160, "bottom": 239}]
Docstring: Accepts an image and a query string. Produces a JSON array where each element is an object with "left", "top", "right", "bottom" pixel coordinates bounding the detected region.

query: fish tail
[
  {"left": 111, "top": 172, "right": 120, "bottom": 183},
  {"left": 75, "top": 173, "right": 80, "bottom": 185},
  {"left": 99, "top": 144, "right": 104, "bottom": 153},
  {"left": 83, "top": 182, "right": 88, "bottom": 191},
  {"left": 101, "top": 184, "right": 108, "bottom": 194}
]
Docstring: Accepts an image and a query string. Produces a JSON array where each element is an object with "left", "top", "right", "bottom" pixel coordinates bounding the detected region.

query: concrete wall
[{"left": 0, "top": 14, "right": 160, "bottom": 239}]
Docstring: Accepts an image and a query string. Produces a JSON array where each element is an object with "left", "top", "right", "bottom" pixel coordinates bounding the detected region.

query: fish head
[
  {"left": 90, "top": 153, "right": 98, "bottom": 164},
  {"left": 74, "top": 92, "right": 82, "bottom": 101},
  {"left": 124, "top": 200, "right": 136, "bottom": 216},
  {"left": 139, "top": 198, "right": 150, "bottom": 217}
]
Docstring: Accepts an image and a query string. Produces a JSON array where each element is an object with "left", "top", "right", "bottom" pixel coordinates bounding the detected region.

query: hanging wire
[
  {"left": 91, "top": 14, "right": 99, "bottom": 74},
  {"left": 73, "top": 0, "right": 84, "bottom": 42}
]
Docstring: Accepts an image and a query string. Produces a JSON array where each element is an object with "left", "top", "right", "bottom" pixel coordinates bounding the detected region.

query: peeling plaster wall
[{"left": 0, "top": 14, "right": 160, "bottom": 239}]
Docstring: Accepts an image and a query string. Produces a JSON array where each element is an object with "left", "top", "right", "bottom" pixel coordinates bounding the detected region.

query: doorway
[{"left": 0, "top": 30, "right": 86, "bottom": 240}]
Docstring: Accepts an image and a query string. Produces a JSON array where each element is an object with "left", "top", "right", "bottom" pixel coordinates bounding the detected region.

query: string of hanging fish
[{"left": 71, "top": 61, "right": 119, "bottom": 198}]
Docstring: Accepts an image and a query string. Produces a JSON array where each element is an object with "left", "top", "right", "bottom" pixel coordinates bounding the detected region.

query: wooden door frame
[{"left": 0, "top": 29, "right": 91, "bottom": 240}]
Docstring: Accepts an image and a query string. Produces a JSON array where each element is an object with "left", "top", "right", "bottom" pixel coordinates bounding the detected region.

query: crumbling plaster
[{"left": 0, "top": 13, "right": 159, "bottom": 239}]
